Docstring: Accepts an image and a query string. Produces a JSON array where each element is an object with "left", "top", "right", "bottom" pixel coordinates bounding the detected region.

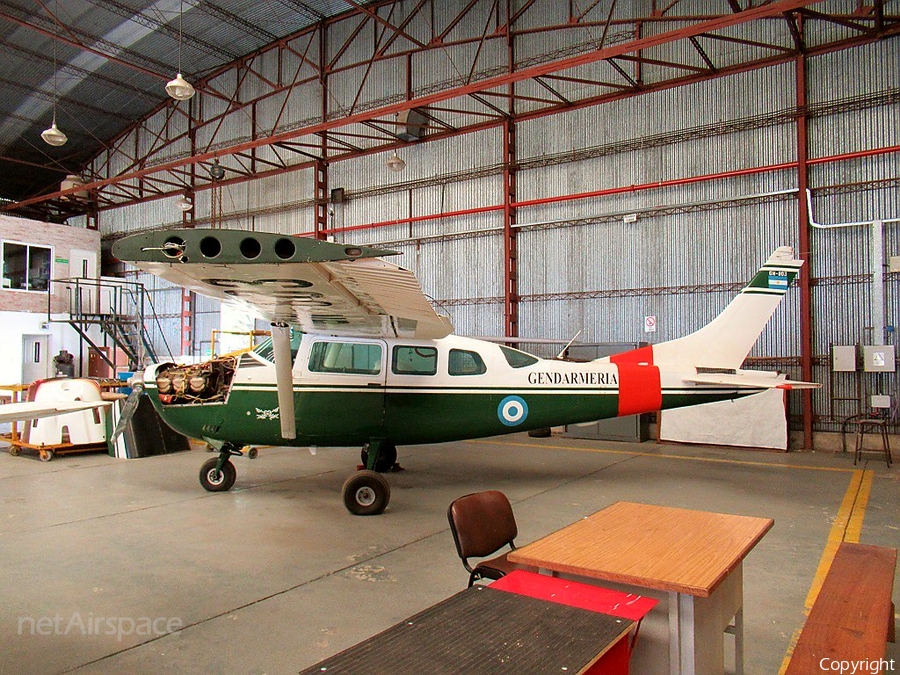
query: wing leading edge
[{"left": 112, "top": 229, "right": 453, "bottom": 340}]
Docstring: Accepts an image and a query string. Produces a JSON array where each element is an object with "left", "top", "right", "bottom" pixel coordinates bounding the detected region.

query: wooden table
[
  {"left": 298, "top": 585, "right": 634, "bottom": 675},
  {"left": 508, "top": 501, "right": 774, "bottom": 675}
]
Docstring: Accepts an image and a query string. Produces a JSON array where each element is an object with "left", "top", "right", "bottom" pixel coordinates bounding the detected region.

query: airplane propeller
[{"left": 110, "top": 377, "right": 146, "bottom": 442}]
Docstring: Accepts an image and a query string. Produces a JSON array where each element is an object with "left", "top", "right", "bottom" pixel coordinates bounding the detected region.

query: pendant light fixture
[
  {"left": 174, "top": 194, "right": 193, "bottom": 211},
  {"left": 165, "top": 0, "right": 195, "bottom": 101},
  {"left": 41, "top": 116, "right": 67, "bottom": 147},
  {"left": 41, "top": 4, "right": 67, "bottom": 147},
  {"left": 386, "top": 151, "right": 406, "bottom": 172}
]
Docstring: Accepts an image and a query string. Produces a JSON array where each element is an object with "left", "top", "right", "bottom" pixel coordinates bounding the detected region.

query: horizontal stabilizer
[
  {"left": 0, "top": 400, "right": 112, "bottom": 425},
  {"left": 684, "top": 372, "right": 820, "bottom": 390}
]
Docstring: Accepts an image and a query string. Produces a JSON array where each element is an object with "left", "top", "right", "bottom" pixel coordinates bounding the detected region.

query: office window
[{"left": 2, "top": 242, "right": 51, "bottom": 291}]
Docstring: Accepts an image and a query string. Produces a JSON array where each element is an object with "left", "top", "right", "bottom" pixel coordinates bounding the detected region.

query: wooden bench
[{"left": 786, "top": 542, "right": 897, "bottom": 674}]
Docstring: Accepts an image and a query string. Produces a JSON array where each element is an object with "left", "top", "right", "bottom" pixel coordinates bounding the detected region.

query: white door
[
  {"left": 69, "top": 248, "right": 98, "bottom": 314},
  {"left": 22, "top": 335, "right": 50, "bottom": 383}
]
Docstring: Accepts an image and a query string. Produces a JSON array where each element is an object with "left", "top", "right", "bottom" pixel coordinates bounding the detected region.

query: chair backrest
[{"left": 447, "top": 490, "right": 518, "bottom": 565}]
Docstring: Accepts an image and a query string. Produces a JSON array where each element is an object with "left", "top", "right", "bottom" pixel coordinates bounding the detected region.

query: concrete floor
[{"left": 0, "top": 434, "right": 897, "bottom": 675}]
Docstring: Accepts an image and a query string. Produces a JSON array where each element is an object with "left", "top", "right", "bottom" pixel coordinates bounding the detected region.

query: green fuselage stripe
[{"left": 147, "top": 384, "right": 755, "bottom": 447}]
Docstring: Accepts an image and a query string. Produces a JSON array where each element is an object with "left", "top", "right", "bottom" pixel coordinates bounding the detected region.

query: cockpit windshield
[{"left": 252, "top": 330, "right": 303, "bottom": 364}]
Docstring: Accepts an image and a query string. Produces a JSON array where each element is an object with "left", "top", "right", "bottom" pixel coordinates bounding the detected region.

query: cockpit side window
[
  {"left": 448, "top": 349, "right": 487, "bottom": 376},
  {"left": 392, "top": 346, "right": 438, "bottom": 375}
]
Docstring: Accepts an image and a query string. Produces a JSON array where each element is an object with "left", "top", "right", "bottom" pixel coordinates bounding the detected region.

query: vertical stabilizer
[{"left": 611, "top": 247, "right": 804, "bottom": 370}]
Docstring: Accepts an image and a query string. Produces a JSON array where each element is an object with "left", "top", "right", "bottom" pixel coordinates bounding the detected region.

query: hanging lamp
[
  {"left": 386, "top": 151, "right": 406, "bottom": 172},
  {"left": 41, "top": 115, "right": 67, "bottom": 147},
  {"left": 166, "top": 0, "right": 194, "bottom": 101},
  {"left": 41, "top": 5, "right": 67, "bottom": 147}
]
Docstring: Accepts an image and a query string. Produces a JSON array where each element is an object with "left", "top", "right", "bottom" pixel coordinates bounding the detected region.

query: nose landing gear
[{"left": 198, "top": 442, "right": 246, "bottom": 492}]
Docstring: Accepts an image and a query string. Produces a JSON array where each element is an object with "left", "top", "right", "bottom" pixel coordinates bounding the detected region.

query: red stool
[{"left": 491, "top": 570, "right": 658, "bottom": 674}]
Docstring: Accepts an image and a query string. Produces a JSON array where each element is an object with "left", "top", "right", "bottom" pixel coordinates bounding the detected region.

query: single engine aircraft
[{"left": 111, "top": 229, "right": 817, "bottom": 515}]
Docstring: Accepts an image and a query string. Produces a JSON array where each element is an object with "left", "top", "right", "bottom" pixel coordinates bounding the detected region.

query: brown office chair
[{"left": 447, "top": 490, "right": 527, "bottom": 587}]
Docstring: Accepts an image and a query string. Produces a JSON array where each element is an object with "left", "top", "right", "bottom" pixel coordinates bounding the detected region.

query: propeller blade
[
  {"left": 111, "top": 382, "right": 145, "bottom": 442},
  {"left": 271, "top": 323, "right": 297, "bottom": 440}
]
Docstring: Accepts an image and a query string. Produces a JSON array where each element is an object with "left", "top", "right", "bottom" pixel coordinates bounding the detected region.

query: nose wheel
[{"left": 198, "top": 443, "right": 243, "bottom": 492}]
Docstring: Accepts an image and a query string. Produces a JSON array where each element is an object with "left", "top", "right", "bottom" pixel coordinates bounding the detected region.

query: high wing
[
  {"left": 112, "top": 229, "right": 453, "bottom": 340},
  {"left": 0, "top": 401, "right": 112, "bottom": 425}
]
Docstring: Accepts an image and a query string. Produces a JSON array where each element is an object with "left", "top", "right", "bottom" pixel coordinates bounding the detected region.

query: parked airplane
[{"left": 111, "top": 229, "right": 817, "bottom": 515}]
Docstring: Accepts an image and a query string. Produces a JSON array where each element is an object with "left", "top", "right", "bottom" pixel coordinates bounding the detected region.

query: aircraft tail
[{"left": 607, "top": 247, "right": 804, "bottom": 372}]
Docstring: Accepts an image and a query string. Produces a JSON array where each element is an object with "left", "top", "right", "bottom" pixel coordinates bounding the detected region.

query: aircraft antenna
[{"left": 555, "top": 330, "right": 582, "bottom": 360}]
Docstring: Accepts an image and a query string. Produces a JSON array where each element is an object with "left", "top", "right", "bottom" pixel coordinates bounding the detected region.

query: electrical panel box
[
  {"left": 832, "top": 345, "right": 857, "bottom": 372},
  {"left": 890, "top": 256, "right": 900, "bottom": 273},
  {"left": 870, "top": 395, "right": 892, "bottom": 409},
  {"left": 863, "top": 345, "right": 896, "bottom": 372}
]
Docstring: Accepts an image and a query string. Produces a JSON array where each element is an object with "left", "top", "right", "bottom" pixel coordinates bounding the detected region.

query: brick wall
[{"left": 0, "top": 215, "right": 101, "bottom": 314}]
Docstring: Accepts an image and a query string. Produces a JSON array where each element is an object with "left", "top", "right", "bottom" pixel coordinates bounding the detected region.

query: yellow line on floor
[
  {"left": 777, "top": 468, "right": 875, "bottom": 674},
  {"left": 472, "top": 438, "right": 858, "bottom": 473}
]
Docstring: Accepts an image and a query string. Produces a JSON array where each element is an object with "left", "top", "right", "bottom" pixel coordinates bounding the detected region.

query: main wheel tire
[
  {"left": 360, "top": 442, "right": 397, "bottom": 472},
  {"left": 342, "top": 470, "right": 390, "bottom": 516},
  {"left": 199, "top": 458, "right": 236, "bottom": 492}
]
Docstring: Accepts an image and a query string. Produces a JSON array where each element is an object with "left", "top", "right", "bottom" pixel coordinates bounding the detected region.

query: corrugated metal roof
[{"left": 0, "top": 0, "right": 357, "bottom": 203}]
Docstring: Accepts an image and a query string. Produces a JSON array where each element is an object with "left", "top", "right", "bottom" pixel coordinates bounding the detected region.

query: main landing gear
[
  {"left": 342, "top": 440, "right": 397, "bottom": 516},
  {"left": 198, "top": 439, "right": 396, "bottom": 516}
]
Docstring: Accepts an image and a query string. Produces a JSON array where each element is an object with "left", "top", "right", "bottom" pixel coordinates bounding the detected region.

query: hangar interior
[{"left": 0, "top": 1, "right": 898, "bottom": 674}]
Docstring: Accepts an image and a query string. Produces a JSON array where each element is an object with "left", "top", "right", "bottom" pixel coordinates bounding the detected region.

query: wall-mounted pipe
[{"left": 807, "top": 189, "right": 899, "bottom": 347}]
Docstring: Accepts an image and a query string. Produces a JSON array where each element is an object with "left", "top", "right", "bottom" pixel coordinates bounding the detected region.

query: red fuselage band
[{"left": 615, "top": 362, "right": 662, "bottom": 417}]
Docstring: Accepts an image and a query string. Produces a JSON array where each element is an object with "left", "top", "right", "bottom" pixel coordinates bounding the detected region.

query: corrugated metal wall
[{"left": 93, "top": 3, "right": 898, "bottom": 435}]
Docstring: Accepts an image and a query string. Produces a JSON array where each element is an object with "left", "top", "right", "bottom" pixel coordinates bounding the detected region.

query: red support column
[
  {"left": 180, "top": 289, "right": 193, "bottom": 357},
  {"left": 315, "top": 24, "right": 329, "bottom": 241},
  {"left": 503, "top": 119, "right": 518, "bottom": 338},
  {"left": 315, "top": 159, "right": 328, "bottom": 240},
  {"left": 503, "top": 1, "right": 518, "bottom": 339},
  {"left": 795, "top": 46, "right": 815, "bottom": 450}
]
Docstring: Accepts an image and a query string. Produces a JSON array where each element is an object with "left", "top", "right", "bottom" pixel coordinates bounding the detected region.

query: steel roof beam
[{"left": 4, "top": 0, "right": 862, "bottom": 212}]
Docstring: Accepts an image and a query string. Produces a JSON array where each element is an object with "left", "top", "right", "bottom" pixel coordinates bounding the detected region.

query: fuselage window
[
  {"left": 448, "top": 349, "right": 487, "bottom": 376},
  {"left": 499, "top": 345, "right": 539, "bottom": 368},
  {"left": 392, "top": 346, "right": 438, "bottom": 375},
  {"left": 309, "top": 341, "right": 382, "bottom": 375}
]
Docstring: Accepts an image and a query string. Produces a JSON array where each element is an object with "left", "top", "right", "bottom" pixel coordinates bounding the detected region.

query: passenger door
[{"left": 298, "top": 338, "right": 387, "bottom": 443}]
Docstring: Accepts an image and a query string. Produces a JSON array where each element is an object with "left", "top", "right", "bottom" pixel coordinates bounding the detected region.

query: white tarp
[{"left": 659, "top": 388, "right": 787, "bottom": 450}]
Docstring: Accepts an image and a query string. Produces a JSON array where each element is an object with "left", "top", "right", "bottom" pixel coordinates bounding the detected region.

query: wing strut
[{"left": 271, "top": 323, "right": 297, "bottom": 440}]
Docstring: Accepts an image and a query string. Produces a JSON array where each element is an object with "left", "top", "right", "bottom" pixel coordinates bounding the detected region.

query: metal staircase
[{"left": 49, "top": 277, "right": 168, "bottom": 373}]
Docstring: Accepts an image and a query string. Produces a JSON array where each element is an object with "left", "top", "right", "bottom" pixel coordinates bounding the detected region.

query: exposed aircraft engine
[{"left": 155, "top": 356, "right": 237, "bottom": 404}]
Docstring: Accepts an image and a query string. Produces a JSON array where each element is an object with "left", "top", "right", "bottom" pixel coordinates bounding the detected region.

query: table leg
[
  {"left": 669, "top": 564, "right": 744, "bottom": 675},
  {"left": 733, "top": 607, "right": 744, "bottom": 675}
]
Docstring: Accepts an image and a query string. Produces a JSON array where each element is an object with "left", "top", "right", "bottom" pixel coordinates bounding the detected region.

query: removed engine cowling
[{"left": 155, "top": 356, "right": 237, "bottom": 404}]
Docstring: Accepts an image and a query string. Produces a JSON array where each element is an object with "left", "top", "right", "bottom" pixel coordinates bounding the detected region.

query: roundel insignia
[{"left": 497, "top": 395, "right": 529, "bottom": 427}]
